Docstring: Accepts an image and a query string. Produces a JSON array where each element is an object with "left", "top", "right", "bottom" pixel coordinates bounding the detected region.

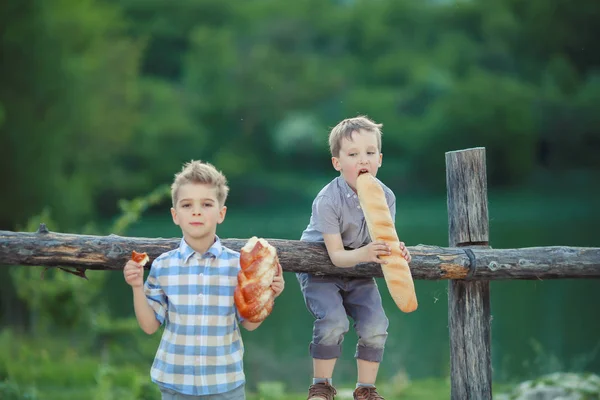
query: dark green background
[{"left": 1, "top": 0, "right": 598, "bottom": 394}]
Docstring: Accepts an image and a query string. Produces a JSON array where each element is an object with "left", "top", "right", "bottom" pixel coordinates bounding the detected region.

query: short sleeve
[
  {"left": 312, "top": 195, "right": 340, "bottom": 234},
  {"left": 143, "top": 261, "right": 167, "bottom": 325},
  {"left": 386, "top": 191, "right": 397, "bottom": 223}
]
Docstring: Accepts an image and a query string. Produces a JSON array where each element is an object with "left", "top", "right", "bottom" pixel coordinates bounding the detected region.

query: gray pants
[
  {"left": 160, "top": 384, "right": 245, "bottom": 400},
  {"left": 297, "top": 273, "right": 389, "bottom": 362}
]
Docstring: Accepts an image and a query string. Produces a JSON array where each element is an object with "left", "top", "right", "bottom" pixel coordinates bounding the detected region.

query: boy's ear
[
  {"left": 170, "top": 207, "right": 179, "bottom": 226},
  {"left": 332, "top": 157, "right": 341, "bottom": 171},
  {"left": 379, "top": 153, "right": 383, "bottom": 166},
  {"left": 218, "top": 206, "right": 227, "bottom": 224}
]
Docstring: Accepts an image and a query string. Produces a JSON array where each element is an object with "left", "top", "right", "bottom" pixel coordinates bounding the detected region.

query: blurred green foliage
[
  {"left": 1, "top": 0, "right": 599, "bottom": 232},
  {"left": 0, "top": 327, "right": 511, "bottom": 399},
  {"left": 0, "top": 0, "right": 599, "bottom": 396}
]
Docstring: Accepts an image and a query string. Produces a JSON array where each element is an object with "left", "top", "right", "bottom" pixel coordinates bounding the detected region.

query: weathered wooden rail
[
  {"left": 1, "top": 147, "right": 599, "bottom": 399},
  {"left": 1, "top": 228, "right": 598, "bottom": 280}
]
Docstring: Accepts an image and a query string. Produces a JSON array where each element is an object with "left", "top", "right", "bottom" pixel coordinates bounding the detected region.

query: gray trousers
[
  {"left": 160, "top": 384, "right": 245, "bottom": 400},
  {"left": 297, "top": 273, "right": 389, "bottom": 362}
]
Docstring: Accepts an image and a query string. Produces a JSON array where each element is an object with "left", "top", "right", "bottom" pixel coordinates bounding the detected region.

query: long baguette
[{"left": 356, "top": 173, "right": 418, "bottom": 313}]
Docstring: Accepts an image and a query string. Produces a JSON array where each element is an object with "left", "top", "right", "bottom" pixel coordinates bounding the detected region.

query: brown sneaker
[
  {"left": 307, "top": 382, "right": 337, "bottom": 400},
  {"left": 353, "top": 386, "right": 384, "bottom": 400}
]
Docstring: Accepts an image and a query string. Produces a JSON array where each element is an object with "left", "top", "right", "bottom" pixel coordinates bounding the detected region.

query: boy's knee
[
  {"left": 355, "top": 315, "right": 389, "bottom": 360},
  {"left": 310, "top": 312, "right": 349, "bottom": 359},
  {"left": 359, "top": 330, "right": 388, "bottom": 349},
  {"left": 314, "top": 312, "right": 350, "bottom": 345},
  {"left": 357, "top": 316, "right": 389, "bottom": 347}
]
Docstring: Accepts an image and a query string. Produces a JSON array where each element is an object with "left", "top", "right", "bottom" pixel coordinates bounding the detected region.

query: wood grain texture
[
  {"left": 446, "top": 147, "right": 492, "bottom": 400},
  {"left": 1, "top": 228, "right": 599, "bottom": 279},
  {"left": 446, "top": 147, "right": 489, "bottom": 247},
  {"left": 448, "top": 280, "right": 492, "bottom": 400}
]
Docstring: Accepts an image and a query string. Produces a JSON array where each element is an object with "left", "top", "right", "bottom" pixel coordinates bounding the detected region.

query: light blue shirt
[{"left": 144, "top": 236, "right": 245, "bottom": 396}]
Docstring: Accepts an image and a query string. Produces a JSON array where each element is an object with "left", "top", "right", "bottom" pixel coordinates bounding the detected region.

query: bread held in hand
[
  {"left": 131, "top": 250, "right": 149, "bottom": 266},
  {"left": 356, "top": 173, "right": 418, "bottom": 313},
  {"left": 234, "top": 237, "right": 281, "bottom": 323}
]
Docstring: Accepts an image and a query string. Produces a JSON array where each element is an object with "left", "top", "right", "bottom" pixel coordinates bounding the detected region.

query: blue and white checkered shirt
[{"left": 144, "top": 236, "right": 245, "bottom": 396}]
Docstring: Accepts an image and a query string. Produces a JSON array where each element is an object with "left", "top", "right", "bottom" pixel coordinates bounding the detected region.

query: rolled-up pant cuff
[
  {"left": 310, "top": 343, "right": 342, "bottom": 359},
  {"left": 355, "top": 344, "right": 384, "bottom": 362}
]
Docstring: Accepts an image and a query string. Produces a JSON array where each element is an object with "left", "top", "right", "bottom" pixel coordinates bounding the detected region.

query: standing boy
[
  {"left": 124, "top": 160, "right": 285, "bottom": 400},
  {"left": 298, "top": 116, "right": 411, "bottom": 400}
]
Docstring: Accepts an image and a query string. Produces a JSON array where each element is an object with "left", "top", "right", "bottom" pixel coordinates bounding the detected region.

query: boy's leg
[
  {"left": 296, "top": 273, "right": 350, "bottom": 362},
  {"left": 356, "top": 359, "right": 380, "bottom": 386},
  {"left": 313, "top": 358, "right": 337, "bottom": 380},
  {"left": 344, "top": 278, "right": 389, "bottom": 386},
  {"left": 297, "top": 273, "right": 348, "bottom": 399}
]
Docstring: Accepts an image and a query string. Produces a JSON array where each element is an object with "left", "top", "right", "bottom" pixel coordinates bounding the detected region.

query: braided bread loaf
[
  {"left": 234, "top": 237, "right": 280, "bottom": 323},
  {"left": 356, "top": 173, "right": 418, "bottom": 313}
]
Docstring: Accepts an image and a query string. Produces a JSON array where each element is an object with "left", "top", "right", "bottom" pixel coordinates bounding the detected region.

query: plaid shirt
[{"left": 144, "top": 236, "right": 245, "bottom": 396}]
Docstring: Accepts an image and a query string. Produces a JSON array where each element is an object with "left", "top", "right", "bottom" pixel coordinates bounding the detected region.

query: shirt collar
[
  {"left": 178, "top": 236, "right": 223, "bottom": 263},
  {"left": 337, "top": 176, "right": 357, "bottom": 199}
]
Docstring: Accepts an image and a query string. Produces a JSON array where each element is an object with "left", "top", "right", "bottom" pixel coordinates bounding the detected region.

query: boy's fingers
[{"left": 126, "top": 269, "right": 141, "bottom": 277}]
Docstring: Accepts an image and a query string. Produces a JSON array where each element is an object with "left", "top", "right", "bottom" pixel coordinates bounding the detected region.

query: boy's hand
[
  {"left": 271, "top": 262, "right": 285, "bottom": 298},
  {"left": 362, "top": 241, "right": 392, "bottom": 264},
  {"left": 399, "top": 241, "right": 412, "bottom": 263},
  {"left": 123, "top": 260, "right": 144, "bottom": 288}
]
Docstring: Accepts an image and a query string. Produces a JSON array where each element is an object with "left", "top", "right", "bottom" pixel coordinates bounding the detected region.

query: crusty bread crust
[
  {"left": 234, "top": 237, "right": 279, "bottom": 322},
  {"left": 356, "top": 173, "right": 418, "bottom": 313}
]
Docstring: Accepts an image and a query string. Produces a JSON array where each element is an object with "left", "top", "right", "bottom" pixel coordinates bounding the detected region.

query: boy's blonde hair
[
  {"left": 329, "top": 115, "right": 383, "bottom": 157},
  {"left": 171, "top": 160, "right": 229, "bottom": 207}
]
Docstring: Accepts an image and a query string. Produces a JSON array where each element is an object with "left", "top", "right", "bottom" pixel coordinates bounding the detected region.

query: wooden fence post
[{"left": 446, "top": 147, "right": 492, "bottom": 399}]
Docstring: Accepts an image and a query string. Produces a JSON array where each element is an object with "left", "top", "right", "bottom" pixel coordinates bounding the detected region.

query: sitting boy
[{"left": 297, "top": 116, "right": 411, "bottom": 400}]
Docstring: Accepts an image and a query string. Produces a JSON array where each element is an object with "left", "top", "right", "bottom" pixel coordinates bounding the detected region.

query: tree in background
[{"left": 0, "top": 0, "right": 142, "bottom": 231}]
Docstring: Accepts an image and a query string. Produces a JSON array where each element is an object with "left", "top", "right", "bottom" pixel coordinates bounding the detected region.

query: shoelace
[
  {"left": 354, "top": 387, "right": 384, "bottom": 400},
  {"left": 308, "top": 383, "right": 337, "bottom": 399}
]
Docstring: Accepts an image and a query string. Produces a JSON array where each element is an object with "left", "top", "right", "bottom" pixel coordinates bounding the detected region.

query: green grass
[
  {"left": 0, "top": 327, "right": 588, "bottom": 400},
  {"left": 1, "top": 378, "right": 516, "bottom": 400}
]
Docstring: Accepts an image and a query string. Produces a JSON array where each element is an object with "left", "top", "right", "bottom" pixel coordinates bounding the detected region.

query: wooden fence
[{"left": 1, "top": 147, "right": 599, "bottom": 399}]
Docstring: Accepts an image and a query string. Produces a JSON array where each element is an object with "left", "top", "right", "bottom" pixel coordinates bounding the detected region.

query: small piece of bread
[
  {"left": 131, "top": 250, "right": 150, "bottom": 267},
  {"left": 234, "top": 237, "right": 280, "bottom": 323},
  {"left": 356, "top": 173, "right": 418, "bottom": 313}
]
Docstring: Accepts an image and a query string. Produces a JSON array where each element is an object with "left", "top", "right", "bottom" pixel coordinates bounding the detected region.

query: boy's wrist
[{"left": 356, "top": 247, "right": 368, "bottom": 264}]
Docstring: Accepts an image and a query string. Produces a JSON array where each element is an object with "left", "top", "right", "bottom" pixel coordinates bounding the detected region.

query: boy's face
[
  {"left": 171, "top": 182, "right": 226, "bottom": 242},
  {"left": 332, "top": 129, "right": 383, "bottom": 191}
]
